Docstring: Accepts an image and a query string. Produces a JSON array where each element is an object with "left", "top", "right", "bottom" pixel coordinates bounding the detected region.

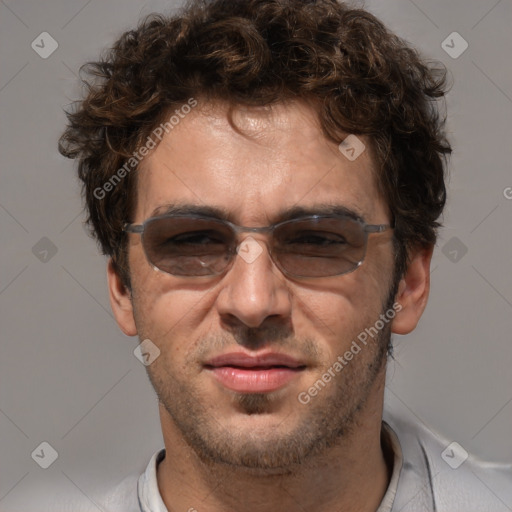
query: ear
[
  {"left": 107, "top": 259, "right": 137, "bottom": 336},
  {"left": 391, "top": 244, "right": 433, "bottom": 335}
]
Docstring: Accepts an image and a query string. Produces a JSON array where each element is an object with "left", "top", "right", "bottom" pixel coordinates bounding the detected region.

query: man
[{"left": 58, "top": 0, "right": 510, "bottom": 510}]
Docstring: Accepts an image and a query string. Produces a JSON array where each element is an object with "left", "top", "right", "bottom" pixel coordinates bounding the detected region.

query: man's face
[{"left": 126, "top": 100, "right": 396, "bottom": 470}]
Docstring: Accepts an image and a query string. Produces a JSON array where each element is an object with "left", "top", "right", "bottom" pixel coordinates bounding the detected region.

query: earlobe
[
  {"left": 107, "top": 259, "right": 138, "bottom": 336},
  {"left": 391, "top": 245, "right": 433, "bottom": 335}
]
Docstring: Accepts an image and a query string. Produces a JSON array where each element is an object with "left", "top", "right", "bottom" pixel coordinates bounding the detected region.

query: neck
[{"left": 157, "top": 380, "right": 390, "bottom": 512}]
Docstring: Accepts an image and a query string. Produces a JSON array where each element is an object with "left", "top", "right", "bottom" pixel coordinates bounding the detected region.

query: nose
[{"left": 215, "top": 236, "right": 292, "bottom": 329}]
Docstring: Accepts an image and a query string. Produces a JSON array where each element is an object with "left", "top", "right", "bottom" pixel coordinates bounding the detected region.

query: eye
[
  {"left": 170, "top": 231, "right": 225, "bottom": 245},
  {"left": 288, "top": 232, "right": 347, "bottom": 246}
]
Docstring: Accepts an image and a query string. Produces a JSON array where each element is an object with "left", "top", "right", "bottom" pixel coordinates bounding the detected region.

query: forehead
[{"left": 134, "top": 100, "right": 387, "bottom": 224}]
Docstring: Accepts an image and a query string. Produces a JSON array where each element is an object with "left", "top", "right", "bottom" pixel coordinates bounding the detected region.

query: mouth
[{"left": 204, "top": 352, "right": 307, "bottom": 393}]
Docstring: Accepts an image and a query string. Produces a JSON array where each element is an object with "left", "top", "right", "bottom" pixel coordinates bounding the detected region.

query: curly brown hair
[{"left": 59, "top": 0, "right": 451, "bottom": 290}]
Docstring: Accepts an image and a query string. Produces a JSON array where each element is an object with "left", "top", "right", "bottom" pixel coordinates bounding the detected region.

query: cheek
[
  {"left": 293, "top": 270, "right": 390, "bottom": 356},
  {"left": 131, "top": 272, "right": 219, "bottom": 364},
  {"left": 136, "top": 288, "right": 206, "bottom": 337},
  {"left": 294, "top": 284, "right": 382, "bottom": 356},
  {"left": 129, "top": 244, "right": 201, "bottom": 332}
]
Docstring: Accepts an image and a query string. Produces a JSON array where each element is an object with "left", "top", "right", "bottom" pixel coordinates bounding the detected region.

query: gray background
[{"left": 1, "top": 0, "right": 511, "bottom": 510}]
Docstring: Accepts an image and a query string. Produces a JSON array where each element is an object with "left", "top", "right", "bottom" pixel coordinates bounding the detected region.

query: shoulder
[
  {"left": 94, "top": 472, "right": 140, "bottom": 512},
  {"left": 94, "top": 449, "right": 165, "bottom": 512},
  {"left": 385, "top": 413, "right": 512, "bottom": 512},
  {"left": 99, "top": 472, "right": 140, "bottom": 512}
]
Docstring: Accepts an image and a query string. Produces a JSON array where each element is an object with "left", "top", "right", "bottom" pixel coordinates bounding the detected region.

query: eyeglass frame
[{"left": 123, "top": 212, "right": 393, "bottom": 279}]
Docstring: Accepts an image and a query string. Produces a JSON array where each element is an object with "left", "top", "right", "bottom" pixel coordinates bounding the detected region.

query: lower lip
[{"left": 208, "top": 366, "right": 303, "bottom": 393}]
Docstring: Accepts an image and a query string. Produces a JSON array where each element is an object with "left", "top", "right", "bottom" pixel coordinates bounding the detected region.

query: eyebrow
[{"left": 149, "top": 203, "right": 366, "bottom": 224}]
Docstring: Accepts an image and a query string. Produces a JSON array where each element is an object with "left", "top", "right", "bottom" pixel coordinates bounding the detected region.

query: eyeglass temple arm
[
  {"left": 364, "top": 224, "right": 392, "bottom": 234},
  {"left": 123, "top": 223, "right": 144, "bottom": 234}
]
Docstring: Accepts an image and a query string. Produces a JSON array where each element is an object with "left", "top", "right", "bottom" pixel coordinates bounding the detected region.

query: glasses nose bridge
[
  {"left": 230, "top": 223, "right": 275, "bottom": 244},
  {"left": 229, "top": 223, "right": 280, "bottom": 273}
]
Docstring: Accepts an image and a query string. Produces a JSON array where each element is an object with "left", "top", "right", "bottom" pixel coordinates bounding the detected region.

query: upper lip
[{"left": 204, "top": 352, "right": 306, "bottom": 369}]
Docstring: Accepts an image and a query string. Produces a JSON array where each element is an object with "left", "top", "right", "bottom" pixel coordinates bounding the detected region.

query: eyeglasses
[{"left": 123, "top": 213, "right": 392, "bottom": 278}]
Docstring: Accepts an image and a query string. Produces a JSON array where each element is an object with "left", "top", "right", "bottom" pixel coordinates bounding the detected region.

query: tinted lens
[
  {"left": 273, "top": 216, "right": 367, "bottom": 277},
  {"left": 142, "top": 216, "right": 234, "bottom": 276},
  {"left": 140, "top": 215, "right": 368, "bottom": 277}
]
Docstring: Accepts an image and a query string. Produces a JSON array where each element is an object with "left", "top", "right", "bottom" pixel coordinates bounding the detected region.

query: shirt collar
[
  {"left": 376, "top": 422, "right": 403, "bottom": 512},
  {"left": 137, "top": 422, "right": 403, "bottom": 512},
  {"left": 137, "top": 448, "right": 168, "bottom": 512}
]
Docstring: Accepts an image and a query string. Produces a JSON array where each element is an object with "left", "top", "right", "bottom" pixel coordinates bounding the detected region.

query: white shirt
[{"left": 100, "top": 415, "right": 512, "bottom": 511}]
